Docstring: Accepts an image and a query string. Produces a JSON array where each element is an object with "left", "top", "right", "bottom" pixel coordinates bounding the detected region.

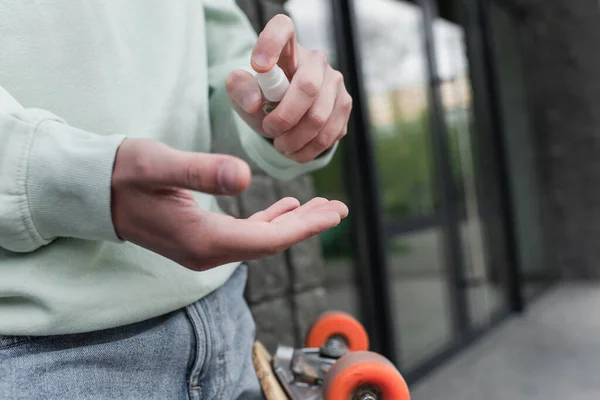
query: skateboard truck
[
  {"left": 272, "top": 336, "right": 353, "bottom": 399},
  {"left": 255, "top": 311, "right": 411, "bottom": 400}
]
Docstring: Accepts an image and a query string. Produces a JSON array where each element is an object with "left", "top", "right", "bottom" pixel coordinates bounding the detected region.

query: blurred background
[{"left": 220, "top": 0, "right": 600, "bottom": 398}]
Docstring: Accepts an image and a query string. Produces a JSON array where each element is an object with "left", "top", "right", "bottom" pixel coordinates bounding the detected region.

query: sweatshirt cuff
[
  {"left": 236, "top": 114, "right": 338, "bottom": 181},
  {"left": 26, "top": 119, "right": 126, "bottom": 243}
]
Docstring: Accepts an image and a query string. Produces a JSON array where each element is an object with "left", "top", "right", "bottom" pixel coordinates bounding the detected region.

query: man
[{"left": 0, "top": 1, "right": 351, "bottom": 399}]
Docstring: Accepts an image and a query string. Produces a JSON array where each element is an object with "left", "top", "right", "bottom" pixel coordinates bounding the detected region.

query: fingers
[
  {"left": 148, "top": 145, "right": 252, "bottom": 195},
  {"left": 308, "top": 200, "right": 349, "bottom": 219},
  {"left": 248, "top": 197, "right": 300, "bottom": 222},
  {"left": 220, "top": 200, "right": 346, "bottom": 257},
  {"left": 273, "top": 69, "right": 340, "bottom": 155},
  {"left": 251, "top": 14, "right": 297, "bottom": 74},
  {"left": 249, "top": 14, "right": 352, "bottom": 164},
  {"left": 268, "top": 200, "right": 348, "bottom": 246},
  {"left": 273, "top": 198, "right": 348, "bottom": 224},
  {"left": 247, "top": 197, "right": 343, "bottom": 224},
  {"left": 226, "top": 70, "right": 264, "bottom": 115},
  {"left": 226, "top": 69, "right": 267, "bottom": 133},
  {"left": 270, "top": 197, "right": 328, "bottom": 223},
  {"left": 288, "top": 83, "right": 352, "bottom": 163},
  {"left": 262, "top": 48, "right": 328, "bottom": 137},
  {"left": 182, "top": 197, "right": 349, "bottom": 270},
  {"left": 272, "top": 209, "right": 343, "bottom": 245}
]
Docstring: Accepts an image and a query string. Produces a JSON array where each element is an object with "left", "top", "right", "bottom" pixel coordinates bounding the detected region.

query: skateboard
[{"left": 252, "top": 311, "right": 410, "bottom": 400}]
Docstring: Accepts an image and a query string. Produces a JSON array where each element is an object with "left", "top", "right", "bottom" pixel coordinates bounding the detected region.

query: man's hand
[
  {"left": 111, "top": 139, "right": 348, "bottom": 271},
  {"left": 226, "top": 14, "right": 352, "bottom": 164}
]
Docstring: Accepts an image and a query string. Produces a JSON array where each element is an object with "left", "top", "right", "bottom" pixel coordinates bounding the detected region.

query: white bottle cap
[{"left": 256, "top": 65, "right": 290, "bottom": 102}]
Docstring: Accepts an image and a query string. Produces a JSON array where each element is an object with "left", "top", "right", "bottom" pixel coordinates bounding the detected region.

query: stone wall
[{"left": 214, "top": 0, "right": 328, "bottom": 352}]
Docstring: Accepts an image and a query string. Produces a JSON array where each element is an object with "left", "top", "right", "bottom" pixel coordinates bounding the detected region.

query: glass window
[
  {"left": 311, "top": 145, "right": 361, "bottom": 319},
  {"left": 286, "top": 0, "right": 336, "bottom": 64},
  {"left": 286, "top": 0, "right": 360, "bottom": 320},
  {"left": 434, "top": 12, "right": 508, "bottom": 326},
  {"left": 353, "top": 0, "right": 454, "bottom": 367},
  {"left": 489, "top": 1, "right": 553, "bottom": 298},
  {"left": 354, "top": 0, "right": 437, "bottom": 221},
  {"left": 387, "top": 230, "right": 452, "bottom": 367}
]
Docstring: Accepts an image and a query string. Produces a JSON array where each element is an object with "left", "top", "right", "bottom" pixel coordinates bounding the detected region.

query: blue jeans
[{"left": 0, "top": 265, "right": 265, "bottom": 400}]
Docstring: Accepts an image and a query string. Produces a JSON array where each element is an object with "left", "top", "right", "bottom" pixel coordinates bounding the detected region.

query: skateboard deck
[{"left": 253, "top": 341, "right": 288, "bottom": 400}]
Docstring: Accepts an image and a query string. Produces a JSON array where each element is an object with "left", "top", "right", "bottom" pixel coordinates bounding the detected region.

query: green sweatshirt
[{"left": 0, "top": 1, "right": 335, "bottom": 335}]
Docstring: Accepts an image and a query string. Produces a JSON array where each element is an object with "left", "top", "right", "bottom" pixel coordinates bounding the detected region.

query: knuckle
[
  {"left": 313, "top": 134, "right": 333, "bottom": 151},
  {"left": 184, "top": 162, "right": 203, "bottom": 189},
  {"left": 332, "top": 70, "right": 344, "bottom": 84},
  {"left": 272, "top": 110, "right": 296, "bottom": 132},
  {"left": 305, "top": 109, "right": 328, "bottom": 128},
  {"left": 341, "top": 94, "right": 353, "bottom": 112},
  {"left": 311, "top": 49, "right": 328, "bottom": 65},
  {"left": 296, "top": 77, "right": 320, "bottom": 98}
]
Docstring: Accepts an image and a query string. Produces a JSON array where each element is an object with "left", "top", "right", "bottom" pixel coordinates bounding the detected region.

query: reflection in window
[
  {"left": 354, "top": 0, "right": 437, "bottom": 220},
  {"left": 489, "top": 1, "right": 552, "bottom": 298},
  {"left": 353, "top": 0, "right": 455, "bottom": 367},
  {"left": 286, "top": 0, "right": 359, "bottom": 320},
  {"left": 387, "top": 230, "right": 452, "bottom": 367},
  {"left": 434, "top": 16, "right": 507, "bottom": 325},
  {"left": 286, "top": 0, "right": 336, "bottom": 64}
]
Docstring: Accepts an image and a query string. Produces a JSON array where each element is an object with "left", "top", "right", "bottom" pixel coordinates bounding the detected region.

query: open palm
[{"left": 111, "top": 139, "right": 348, "bottom": 271}]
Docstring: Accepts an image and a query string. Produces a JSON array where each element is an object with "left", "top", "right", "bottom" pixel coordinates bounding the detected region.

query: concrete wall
[
  {"left": 507, "top": 0, "right": 600, "bottom": 278},
  {"left": 214, "top": 0, "right": 328, "bottom": 352}
]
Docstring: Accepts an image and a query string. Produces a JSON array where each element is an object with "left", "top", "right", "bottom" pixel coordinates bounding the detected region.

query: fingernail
[
  {"left": 241, "top": 90, "right": 261, "bottom": 111},
  {"left": 217, "top": 162, "right": 239, "bottom": 194},
  {"left": 253, "top": 53, "right": 270, "bottom": 68}
]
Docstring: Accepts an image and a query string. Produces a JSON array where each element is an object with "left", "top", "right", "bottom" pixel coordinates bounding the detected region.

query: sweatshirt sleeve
[
  {"left": 203, "top": 0, "right": 337, "bottom": 181},
  {"left": 0, "top": 87, "right": 126, "bottom": 252}
]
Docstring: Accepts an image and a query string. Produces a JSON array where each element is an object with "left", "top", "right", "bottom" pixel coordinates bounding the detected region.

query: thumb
[
  {"left": 226, "top": 69, "right": 267, "bottom": 134},
  {"left": 137, "top": 140, "right": 251, "bottom": 195}
]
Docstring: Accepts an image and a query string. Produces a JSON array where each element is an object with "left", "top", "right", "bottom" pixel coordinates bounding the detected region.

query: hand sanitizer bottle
[{"left": 256, "top": 65, "right": 290, "bottom": 114}]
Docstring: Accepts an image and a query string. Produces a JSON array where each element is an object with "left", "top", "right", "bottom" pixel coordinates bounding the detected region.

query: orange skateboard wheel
[
  {"left": 306, "top": 311, "right": 369, "bottom": 351},
  {"left": 323, "top": 351, "right": 410, "bottom": 400}
]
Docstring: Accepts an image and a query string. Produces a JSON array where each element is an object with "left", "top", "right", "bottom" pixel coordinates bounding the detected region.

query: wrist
[{"left": 27, "top": 119, "right": 126, "bottom": 242}]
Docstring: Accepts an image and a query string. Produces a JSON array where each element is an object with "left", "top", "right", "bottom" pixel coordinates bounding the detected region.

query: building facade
[{"left": 231, "top": 0, "right": 595, "bottom": 385}]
